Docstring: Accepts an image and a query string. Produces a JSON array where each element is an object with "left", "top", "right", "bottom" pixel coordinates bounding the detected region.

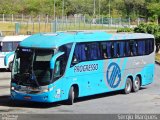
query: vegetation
[
  {"left": 117, "top": 27, "right": 133, "bottom": 33},
  {"left": 0, "top": 0, "right": 159, "bottom": 23},
  {"left": 156, "top": 54, "right": 160, "bottom": 62},
  {"left": 134, "top": 23, "right": 160, "bottom": 44}
]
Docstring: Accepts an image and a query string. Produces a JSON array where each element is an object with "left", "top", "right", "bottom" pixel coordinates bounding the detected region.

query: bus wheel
[
  {"left": 132, "top": 76, "right": 140, "bottom": 92},
  {"left": 67, "top": 86, "right": 75, "bottom": 105},
  {"left": 123, "top": 78, "right": 132, "bottom": 94},
  {"left": 9, "top": 62, "right": 13, "bottom": 71}
]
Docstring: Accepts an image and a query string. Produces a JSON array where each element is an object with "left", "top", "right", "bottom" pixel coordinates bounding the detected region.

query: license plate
[{"left": 24, "top": 96, "right": 31, "bottom": 100}]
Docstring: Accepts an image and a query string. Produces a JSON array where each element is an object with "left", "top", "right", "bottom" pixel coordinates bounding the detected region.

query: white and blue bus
[
  {"left": 0, "top": 35, "right": 30, "bottom": 70},
  {"left": 11, "top": 31, "right": 155, "bottom": 104}
]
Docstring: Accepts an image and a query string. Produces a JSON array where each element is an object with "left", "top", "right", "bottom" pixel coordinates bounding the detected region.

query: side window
[
  {"left": 100, "top": 41, "right": 114, "bottom": 59},
  {"left": 53, "top": 55, "right": 66, "bottom": 80},
  {"left": 145, "top": 39, "right": 154, "bottom": 54},
  {"left": 113, "top": 42, "right": 119, "bottom": 58},
  {"left": 58, "top": 43, "right": 73, "bottom": 71},
  {"left": 53, "top": 43, "right": 73, "bottom": 81},
  {"left": 71, "top": 42, "right": 101, "bottom": 65},
  {"left": 2, "top": 42, "right": 13, "bottom": 52},
  {"left": 72, "top": 43, "right": 87, "bottom": 65},
  {"left": 145, "top": 40, "right": 150, "bottom": 55},
  {"left": 106, "top": 42, "right": 112, "bottom": 58},
  {"left": 149, "top": 39, "right": 154, "bottom": 53},
  {"left": 87, "top": 42, "right": 101, "bottom": 60},
  {"left": 119, "top": 41, "right": 125, "bottom": 57},
  {"left": 125, "top": 41, "right": 130, "bottom": 56},
  {"left": 12, "top": 42, "right": 19, "bottom": 51},
  {"left": 101, "top": 42, "right": 107, "bottom": 59},
  {"left": 0, "top": 42, "right": 2, "bottom": 52},
  {"left": 137, "top": 40, "right": 145, "bottom": 55},
  {"left": 59, "top": 43, "right": 72, "bottom": 59},
  {"left": 130, "top": 40, "right": 137, "bottom": 56}
]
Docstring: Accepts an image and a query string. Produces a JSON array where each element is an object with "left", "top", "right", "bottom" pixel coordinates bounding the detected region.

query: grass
[
  {"left": 0, "top": 22, "right": 15, "bottom": 31},
  {"left": 155, "top": 54, "right": 160, "bottom": 63},
  {"left": 0, "top": 22, "right": 117, "bottom": 35}
]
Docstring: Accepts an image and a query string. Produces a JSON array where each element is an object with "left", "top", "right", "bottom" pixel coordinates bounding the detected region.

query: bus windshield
[{"left": 12, "top": 48, "right": 54, "bottom": 86}]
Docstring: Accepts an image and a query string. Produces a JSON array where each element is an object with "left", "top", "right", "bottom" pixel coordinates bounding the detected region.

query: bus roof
[
  {"left": 19, "top": 31, "right": 154, "bottom": 49},
  {"left": 0, "top": 35, "right": 30, "bottom": 42}
]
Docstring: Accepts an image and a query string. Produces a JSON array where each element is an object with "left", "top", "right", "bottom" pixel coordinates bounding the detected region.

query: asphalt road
[{"left": 0, "top": 64, "right": 160, "bottom": 114}]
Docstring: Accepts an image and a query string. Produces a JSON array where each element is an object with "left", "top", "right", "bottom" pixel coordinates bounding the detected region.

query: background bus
[
  {"left": 0, "top": 35, "right": 30, "bottom": 70},
  {"left": 10, "top": 32, "right": 155, "bottom": 105}
]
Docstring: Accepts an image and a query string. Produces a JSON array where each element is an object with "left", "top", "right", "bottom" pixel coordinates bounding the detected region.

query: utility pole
[
  {"left": 99, "top": 0, "right": 101, "bottom": 17},
  {"left": 93, "top": 0, "right": 96, "bottom": 16},
  {"left": 62, "top": 0, "right": 64, "bottom": 19},
  {"left": 109, "top": 0, "right": 111, "bottom": 18},
  {"left": 54, "top": 0, "right": 56, "bottom": 20},
  {"left": 62, "top": 0, "right": 64, "bottom": 30}
]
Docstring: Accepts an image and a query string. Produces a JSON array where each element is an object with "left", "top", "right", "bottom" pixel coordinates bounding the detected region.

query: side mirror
[{"left": 50, "top": 52, "right": 64, "bottom": 69}]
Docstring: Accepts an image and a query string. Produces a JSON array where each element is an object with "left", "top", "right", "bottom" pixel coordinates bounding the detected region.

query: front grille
[
  {"left": 15, "top": 85, "right": 42, "bottom": 94},
  {"left": 27, "top": 91, "right": 41, "bottom": 94}
]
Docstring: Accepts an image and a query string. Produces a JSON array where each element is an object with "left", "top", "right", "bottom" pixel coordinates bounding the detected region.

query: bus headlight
[
  {"left": 42, "top": 87, "right": 54, "bottom": 93},
  {"left": 11, "top": 87, "right": 15, "bottom": 90},
  {"left": 42, "top": 89, "right": 49, "bottom": 92}
]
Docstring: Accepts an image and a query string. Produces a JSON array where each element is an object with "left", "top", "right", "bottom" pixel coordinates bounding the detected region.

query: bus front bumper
[{"left": 10, "top": 90, "right": 62, "bottom": 103}]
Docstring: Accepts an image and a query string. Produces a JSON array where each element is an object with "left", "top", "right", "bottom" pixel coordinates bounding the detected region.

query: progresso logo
[{"left": 106, "top": 62, "right": 121, "bottom": 88}]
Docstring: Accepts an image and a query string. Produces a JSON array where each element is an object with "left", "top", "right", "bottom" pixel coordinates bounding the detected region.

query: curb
[{"left": 155, "top": 61, "right": 160, "bottom": 65}]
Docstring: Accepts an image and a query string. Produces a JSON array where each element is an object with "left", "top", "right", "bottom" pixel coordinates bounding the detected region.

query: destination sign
[{"left": 21, "top": 48, "right": 32, "bottom": 52}]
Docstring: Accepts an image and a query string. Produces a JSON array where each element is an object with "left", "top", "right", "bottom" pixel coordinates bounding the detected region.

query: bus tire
[
  {"left": 132, "top": 76, "right": 140, "bottom": 92},
  {"left": 9, "top": 61, "right": 13, "bottom": 72},
  {"left": 123, "top": 78, "right": 132, "bottom": 94},
  {"left": 67, "top": 86, "right": 75, "bottom": 105}
]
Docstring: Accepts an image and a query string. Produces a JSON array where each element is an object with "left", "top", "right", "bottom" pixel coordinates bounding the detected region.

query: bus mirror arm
[{"left": 50, "top": 52, "right": 64, "bottom": 69}]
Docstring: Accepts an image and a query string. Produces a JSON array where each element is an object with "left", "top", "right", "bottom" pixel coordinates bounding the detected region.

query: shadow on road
[
  {"left": 0, "top": 88, "right": 147, "bottom": 109},
  {"left": 0, "top": 95, "right": 61, "bottom": 109},
  {"left": 75, "top": 91, "right": 122, "bottom": 103}
]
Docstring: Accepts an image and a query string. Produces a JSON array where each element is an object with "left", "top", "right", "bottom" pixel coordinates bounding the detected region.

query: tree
[{"left": 147, "top": 2, "right": 160, "bottom": 24}]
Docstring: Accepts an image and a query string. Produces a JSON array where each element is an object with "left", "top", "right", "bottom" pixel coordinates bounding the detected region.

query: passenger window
[
  {"left": 100, "top": 42, "right": 112, "bottom": 59},
  {"left": 101, "top": 42, "right": 107, "bottom": 59},
  {"left": 106, "top": 42, "right": 112, "bottom": 58},
  {"left": 71, "top": 43, "right": 87, "bottom": 65},
  {"left": 130, "top": 41, "right": 137, "bottom": 56},
  {"left": 145, "top": 40, "right": 151, "bottom": 55},
  {"left": 113, "top": 42, "right": 119, "bottom": 58},
  {"left": 125, "top": 41, "right": 130, "bottom": 56},
  {"left": 138, "top": 40, "right": 145, "bottom": 55},
  {"left": 87, "top": 43, "right": 101, "bottom": 60},
  {"left": 119, "top": 41, "right": 125, "bottom": 57},
  {"left": 148, "top": 39, "right": 154, "bottom": 54},
  {"left": 0, "top": 45, "right": 2, "bottom": 52}
]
